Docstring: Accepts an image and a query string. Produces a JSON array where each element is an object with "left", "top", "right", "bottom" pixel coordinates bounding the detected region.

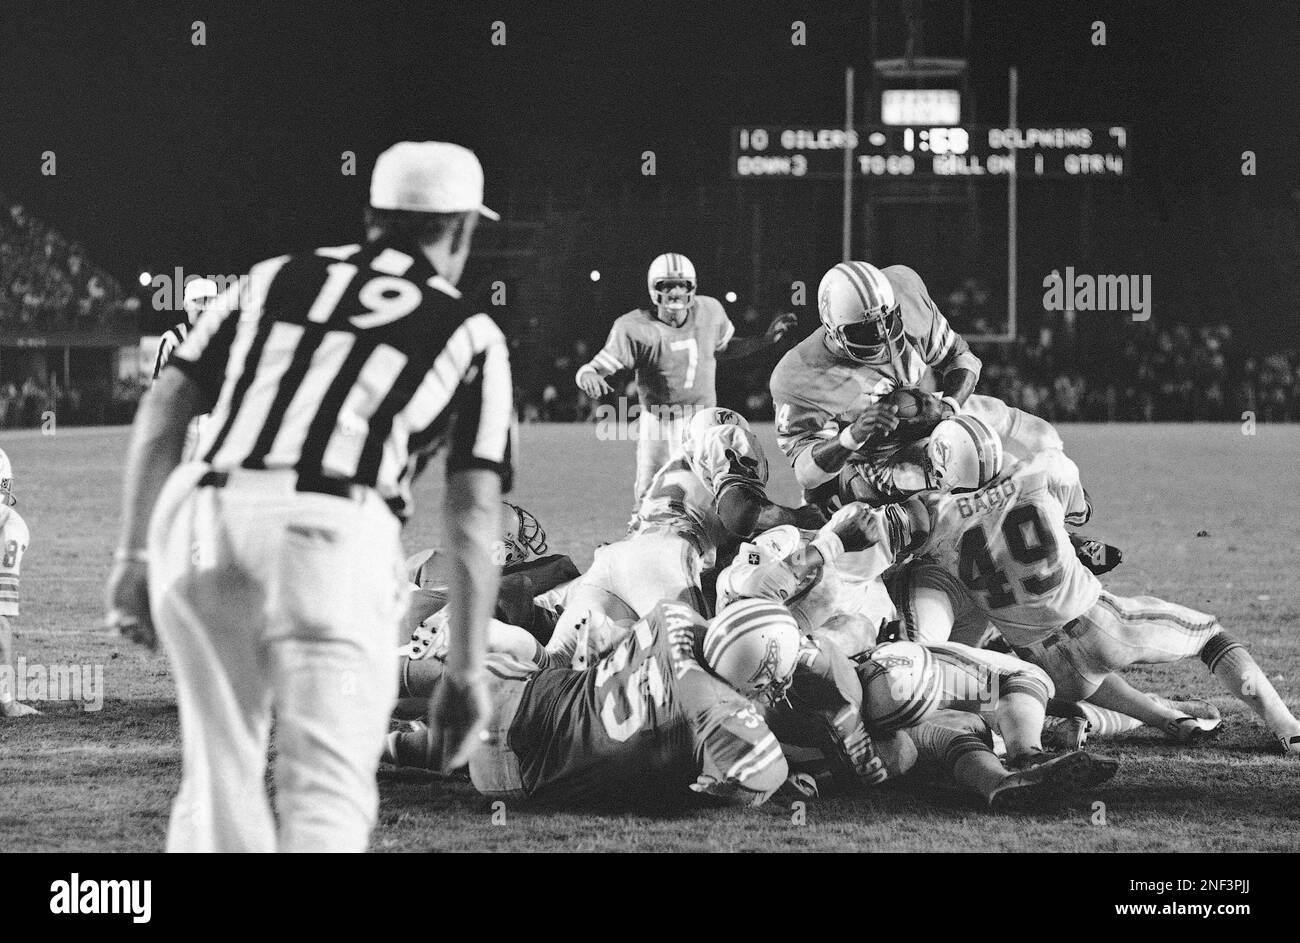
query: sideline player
[
  {"left": 154, "top": 276, "right": 220, "bottom": 461},
  {"left": 871, "top": 417, "right": 1300, "bottom": 755},
  {"left": 771, "top": 260, "right": 1060, "bottom": 508},
  {"left": 0, "top": 449, "right": 37, "bottom": 718},
  {"left": 105, "top": 141, "right": 515, "bottom": 851},
  {"left": 575, "top": 253, "right": 796, "bottom": 504}
]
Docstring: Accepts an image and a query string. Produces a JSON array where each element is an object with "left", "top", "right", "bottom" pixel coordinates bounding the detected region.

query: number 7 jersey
[
  {"left": 594, "top": 297, "right": 734, "bottom": 407},
  {"left": 897, "top": 449, "right": 1100, "bottom": 645}
]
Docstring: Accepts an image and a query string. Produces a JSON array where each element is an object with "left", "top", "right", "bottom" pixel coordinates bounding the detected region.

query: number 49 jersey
[
  {"left": 902, "top": 449, "right": 1099, "bottom": 645},
  {"left": 0, "top": 507, "right": 29, "bottom": 619},
  {"left": 508, "top": 601, "right": 787, "bottom": 807},
  {"left": 594, "top": 297, "right": 734, "bottom": 408}
]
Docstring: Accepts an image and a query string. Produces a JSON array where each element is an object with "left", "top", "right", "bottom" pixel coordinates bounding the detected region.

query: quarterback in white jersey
[
  {"left": 873, "top": 416, "right": 1300, "bottom": 755},
  {"left": 771, "top": 261, "right": 1060, "bottom": 509},
  {"left": 576, "top": 253, "right": 795, "bottom": 504},
  {"left": 0, "top": 449, "right": 38, "bottom": 718}
]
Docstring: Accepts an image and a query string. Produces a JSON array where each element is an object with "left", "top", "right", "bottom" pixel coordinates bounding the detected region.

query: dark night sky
[{"left": 1, "top": 0, "right": 1297, "bottom": 288}]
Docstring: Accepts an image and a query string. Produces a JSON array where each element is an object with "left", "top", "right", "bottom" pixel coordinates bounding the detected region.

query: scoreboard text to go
[{"left": 731, "top": 126, "right": 1129, "bottom": 179}]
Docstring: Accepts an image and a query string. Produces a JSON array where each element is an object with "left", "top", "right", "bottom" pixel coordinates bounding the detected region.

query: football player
[
  {"left": 770, "top": 261, "right": 1062, "bottom": 509},
  {"left": 0, "top": 449, "right": 38, "bottom": 718},
  {"left": 868, "top": 417, "right": 1300, "bottom": 755},
  {"left": 153, "top": 276, "right": 220, "bottom": 462},
  {"left": 575, "top": 253, "right": 796, "bottom": 505},
  {"left": 542, "top": 408, "right": 825, "bottom": 666},
  {"left": 403, "top": 501, "right": 578, "bottom": 643},
  {"left": 387, "top": 598, "right": 804, "bottom": 809}
]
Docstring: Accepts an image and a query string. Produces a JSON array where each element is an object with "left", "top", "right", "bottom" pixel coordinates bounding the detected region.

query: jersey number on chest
[{"left": 668, "top": 338, "right": 698, "bottom": 389}]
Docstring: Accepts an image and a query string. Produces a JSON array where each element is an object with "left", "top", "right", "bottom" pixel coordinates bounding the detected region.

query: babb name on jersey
[{"left": 955, "top": 479, "right": 1020, "bottom": 519}]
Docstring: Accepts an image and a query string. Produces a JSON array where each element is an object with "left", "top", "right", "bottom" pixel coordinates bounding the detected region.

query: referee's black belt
[{"left": 197, "top": 470, "right": 405, "bottom": 520}]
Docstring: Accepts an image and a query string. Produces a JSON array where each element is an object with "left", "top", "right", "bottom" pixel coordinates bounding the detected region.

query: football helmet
[
  {"left": 817, "top": 262, "right": 904, "bottom": 365},
  {"left": 0, "top": 448, "right": 13, "bottom": 506},
  {"left": 680, "top": 406, "right": 749, "bottom": 458},
  {"left": 703, "top": 597, "right": 802, "bottom": 706},
  {"left": 500, "top": 501, "right": 547, "bottom": 567},
  {"left": 647, "top": 252, "right": 696, "bottom": 327},
  {"left": 925, "top": 415, "right": 1004, "bottom": 492},
  {"left": 859, "top": 641, "right": 942, "bottom": 732},
  {"left": 687, "top": 424, "right": 770, "bottom": 493},
  {"left": 183, "top": 277, "right": 219, "bottom": 323}
]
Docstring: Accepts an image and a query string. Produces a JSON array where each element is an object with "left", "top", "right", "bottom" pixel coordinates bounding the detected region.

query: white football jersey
[
  {"left": 0, "top": 507, "right": 30, "bottom": 619},
  {"left": 905, "top": 449, "right": 1098, "bottom": 645}
]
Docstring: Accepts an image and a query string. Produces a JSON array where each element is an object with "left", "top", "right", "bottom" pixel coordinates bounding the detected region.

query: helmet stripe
[
  {"left": 952, "top": 414, "right": 991, "bottom": 485},
  {"left": 705, "top": 599, "right": 793, "bottom": 665},
  {"left": 847, "top": 261, "right": 889, "bottom": 311},
  {"left": 834, "top": 262, "right": 875, "bottom": 315}
]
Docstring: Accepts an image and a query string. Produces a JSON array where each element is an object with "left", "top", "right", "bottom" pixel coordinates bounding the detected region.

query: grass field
[{"left": 1, "top": 422, "right": 1298, "bottom": 852}]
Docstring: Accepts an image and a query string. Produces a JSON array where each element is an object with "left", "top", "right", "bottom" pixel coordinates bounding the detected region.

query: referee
[{"left": 105, "top": 141, "right": 513, "bottom": 852}]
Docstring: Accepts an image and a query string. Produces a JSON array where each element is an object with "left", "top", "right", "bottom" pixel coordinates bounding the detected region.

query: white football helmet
[
  {"left": 817, "top": 262, "right": 904, "bottom": 365},
  {"left": 647, "top": 252, "right": 697, "bottom": 327},
  {"left": 703, "top": 597, "right": 802, "bottom": 706},
  {"left": 183, "top": 277, "right": 219, "bottom": 324},
  {"left": 687, "top": 423, "right": 770, "bottom": 493},
  {"left": 0, "top": 448, "right": 13, "bottom": 506},
  {"left": 499, "top": 501, "right": 547, "bottom": 567},
  {"left": 680, "top": 406, "right": 749, "bottom": 458},
  {"left": 859, "top": 641, "right": 942, "bottom": 732},
  {"left": 925, "top": 415, "right": 1004, "bottom": 492}
]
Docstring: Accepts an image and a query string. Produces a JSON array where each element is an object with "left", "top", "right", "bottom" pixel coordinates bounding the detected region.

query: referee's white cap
[{"left": 369, "top": 141, "right": 500, "bottom": 220}]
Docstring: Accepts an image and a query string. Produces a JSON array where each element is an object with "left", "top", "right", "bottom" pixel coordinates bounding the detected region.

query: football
[{"left": 880, "top": 387, "right": 930, "bottom": 421}]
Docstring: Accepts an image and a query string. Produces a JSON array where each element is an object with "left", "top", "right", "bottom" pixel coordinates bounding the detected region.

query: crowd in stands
[
  {"left": 0, "top": 192, "right": 133, "bottom": 330},
  {"left": 512, "top": 308, "right": 1300, "bottom": 425}
]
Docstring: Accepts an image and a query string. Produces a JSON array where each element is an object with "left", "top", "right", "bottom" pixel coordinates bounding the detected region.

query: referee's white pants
[
  {"left": 632, "top": 407, "right": 690, "bottom": 505},
  {"left": 148, "top": 465, "right": 406, "bottom": 853}
]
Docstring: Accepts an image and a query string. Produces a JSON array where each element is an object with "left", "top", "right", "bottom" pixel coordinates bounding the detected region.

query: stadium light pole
[{"left": 842, "top": 66, "right": 855, "bottom": 262}]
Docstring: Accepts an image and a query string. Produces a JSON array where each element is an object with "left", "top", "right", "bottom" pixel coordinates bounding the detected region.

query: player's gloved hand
[
  {"left": 812, "top": 502, "right": 880, "bottom": 559},
  {"left": 426, "top": 670, "right": 492, "bottom": 773},
  {"left": 765, "top": 312, "right": 799, "bottom": 343},
  {"left": 575, "top": 364, "right": 613, "bottom": 398},
  {"left": 104, "top": 557, "right": 156, "bottom": 651},
  {"left": 844, "top": 403, "right": 899, "bottom": 450}
]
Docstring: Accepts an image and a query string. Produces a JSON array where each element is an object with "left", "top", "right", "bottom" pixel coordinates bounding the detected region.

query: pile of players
[{"left": 384, "top": 259, "right": 1300, "bottom": 813}]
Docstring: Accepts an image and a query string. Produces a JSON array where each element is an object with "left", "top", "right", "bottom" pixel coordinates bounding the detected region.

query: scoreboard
[{"left": 731, "top": 125, "right": 1129, "bottom": 179}]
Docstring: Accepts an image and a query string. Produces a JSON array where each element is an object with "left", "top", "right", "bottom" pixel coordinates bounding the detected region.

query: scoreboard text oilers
[{"left": 732, "top": 126, "right": 1129, "bottom": 179}]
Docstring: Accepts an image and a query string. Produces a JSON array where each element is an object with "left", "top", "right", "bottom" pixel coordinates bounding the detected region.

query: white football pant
[{"left": 149, "top": 465, "right": 406, "bottom": 852}]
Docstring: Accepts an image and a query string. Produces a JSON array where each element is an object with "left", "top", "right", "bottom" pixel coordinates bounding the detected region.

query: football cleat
[
  {"left": 1280, "top": 734, "right": 1300, "bottom": 756},
  {"left": 816, "top": 262, "right": 904, "bottom": 365},
  {"left": 1070, "top": 534, "right": 1123, "bottom": 575},
  {"left": 988, "top": 750, "right": 1119, "bottom": 812},
  {"left": 1041, "top": 715, "right": 1090, "bottom": 752},
  {"left": 1163, "top": 697, "right": 1221, "bottom": 733},
  {"left": 925, "top": 415, "right": 1005, "bottom": 492},
  {"left": 647, "top": 253, "right": 697, "bottom": 327},
  {"left": 381, "top": 721, "right": 432, "bottom": 768},
  {"left": 1163, "top": 715, "right": 1221, "bottom": 744}
]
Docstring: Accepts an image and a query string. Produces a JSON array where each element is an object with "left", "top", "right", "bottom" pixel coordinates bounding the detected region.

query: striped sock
[{"left": 1202, "top": 631, "right": 1300, "bottom": 738}]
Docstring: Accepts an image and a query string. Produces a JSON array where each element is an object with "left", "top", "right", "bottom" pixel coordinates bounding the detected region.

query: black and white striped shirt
[{"left": 166, "top": 239, "right": 514, "bottom": 519}]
